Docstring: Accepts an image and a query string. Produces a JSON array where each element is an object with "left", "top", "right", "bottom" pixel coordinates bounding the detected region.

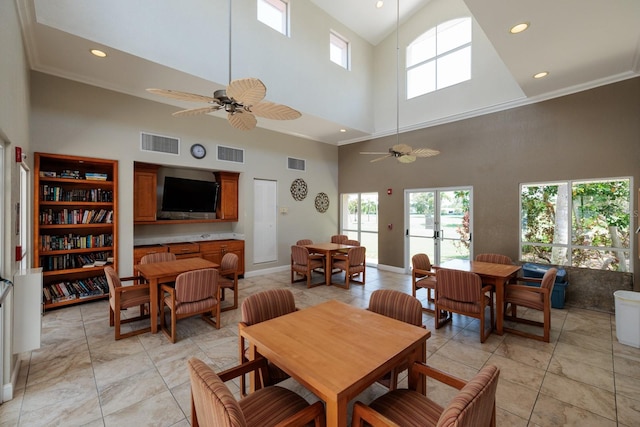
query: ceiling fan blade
[
  {"left": 360, "top": 152, "right": 389, "bottom": 155},
  {"left": 172, "top": 106, "right": 221, "bottom": 117},
  {"left": 227, "top": 78, "right": 266, "bottom": 105},
  {"left": 370, "top": 154, "right": 391, "bottom": 163},
  {"left": 411, "top": 148, "right": 441, "bottom": 157},
  {"left": 398, "top": 155, "right": 416, "bottom": 163},
  {"left": 249, "top": 102, "right": 301, "bottom": 120},
  {"left": 228, "top": 111, "right": 257, "bottom": 130},
  {"left": 392, "top": 143, "right": 413, "bottom": 154},
  {"left": 146, "top": 88, "right": 215, "bottom": 103}
]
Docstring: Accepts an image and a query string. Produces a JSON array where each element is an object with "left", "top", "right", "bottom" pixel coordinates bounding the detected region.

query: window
[
  {"left": 341, "top": 193, "right": 378, "bottom": 263},
  {"left": 257, "top": 0, "right": 289, "bottom": 36},
  {"left": 330, "top": 31, "right": 350, "bottom": 69},
  {"left": 406, "top": 17, "right": 471, "bottom": 99},
  {"left": 520, "top": 178, "right": 632, "bottom": 272}
]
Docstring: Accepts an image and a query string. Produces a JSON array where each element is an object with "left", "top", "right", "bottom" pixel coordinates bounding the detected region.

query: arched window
[{"left": 406, "top": 17, "right": 471, "bottom": 99}]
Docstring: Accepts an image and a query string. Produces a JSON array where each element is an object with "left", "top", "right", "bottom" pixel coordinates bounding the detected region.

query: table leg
[
  {"left": 325, "top": 398, "right": 347, "bottom": 427},
  {"left": 494, "top": 278, "right": 505, "bottom": 335},
  {"left": 325, "top": 250, "right": 332, "bottom": 286},
  {"left": 407, "top": 341, "right": 427, "bottom": 394},
  {"left": 150, "top": 278, "right": 158, "bottom": 334}
]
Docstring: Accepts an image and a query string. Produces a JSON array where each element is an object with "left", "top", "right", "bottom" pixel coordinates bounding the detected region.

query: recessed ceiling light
[
  {"left": 509, "top": 22, "right": 529, "bottom": 34},
  {"left": 340, "top": 129, "right": 347, "bottom": 133},
  {"left": 90, "top": 49, "right": 107, "bottom": 58},
  {"left": 533, "top": 71, "right": 549, "bottom": 79},
  {"left": 376, "top": 1, "right": 384, "bottom": 8}
]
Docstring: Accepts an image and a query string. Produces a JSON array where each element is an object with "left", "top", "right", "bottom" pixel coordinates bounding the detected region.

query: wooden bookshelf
[{"left": 34, "top": 153, "right": 118, "bottom": 310}]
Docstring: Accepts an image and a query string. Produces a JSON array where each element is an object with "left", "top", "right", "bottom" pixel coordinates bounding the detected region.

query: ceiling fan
[
  {"left": 360, "top": 143, "right": 440, "bottom": 163},
  {"left": 146, "top": 79, "right": 301, "bottom": 131},
  {"left": 146, "top": 0, "right": 300, "bottom": 131}
]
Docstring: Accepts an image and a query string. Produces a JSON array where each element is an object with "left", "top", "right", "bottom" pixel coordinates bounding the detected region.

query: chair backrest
[
  {"left": 140, "top": 252, "right": 177, "bottom": 264},
  {"left": 538, "top": 267, "right": 558, "bottom": 302},
  {"left": 412, "top": 253, "right": 433, "bottom": 271},
  {"left": 241, "top": 289, "right": 296, "bottom": 326},
  {"left": 296, "top": 239, "right": 313, "bottom": 245},
  {"left": 437, "top": 365, "right": 500, "bottom": 427},
  {"left": 220, "top": 252, "right": 239, "bottom": 274},
  {"left": 331, "top": 234, "right": 348, "bottom": 244},
  {"left": 291, "top": 245, "right": 310, "bottom": 267},
  {"left": 475, "top": 253, "right": 512, "bottom": 265},
  {"left": 348, "top": 246, "right": 366, "bottom": 266},
  {"left": 104, "top": 266, "right": 120, "bottom": 291},
  {"left": 436, "top": 269, "right": 482, "bottom": 302},
  {"left": 368, "top": 290, "right": 422, "bottom": 326},
  {"left": 175, "top": 268, "right": 219, "bottom": 303},
  {"left": 188, "top": 357, "right": 247, "bottom": 427},
  {"left": 345, "top": 239, "right": 360, "bottom": 246}
]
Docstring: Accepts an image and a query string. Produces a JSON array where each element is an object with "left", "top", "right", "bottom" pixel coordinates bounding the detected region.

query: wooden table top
[
  {"left": 135, "top": 257, "right": 219, "bottom": 280},
  {"left": 435, "top": 259, "right": 521, "bottom": 278},
  {"left": 303, "top": 242, "right": 358, "bottom": 252},
  {"left": 241, "top": 300, "right": 430, "bottom": 400}
]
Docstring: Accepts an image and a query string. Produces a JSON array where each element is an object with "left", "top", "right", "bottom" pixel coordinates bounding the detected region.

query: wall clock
[
  {"left": 190, "top": 143, "right": 206, "bottom": 159},
  {"left": 315, "top": 192, "right": 329, "bottom": 213},
  {"left": 290, "top": 178, "right": 308, "bottom": 201}
]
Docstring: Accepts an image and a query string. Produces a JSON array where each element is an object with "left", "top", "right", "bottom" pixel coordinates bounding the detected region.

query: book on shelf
[
  {"left": 85, "top": 173, "right": 108, "bottom": 181},
  {"left": 39, "top": 171, "right": 57, "bottom": 178}
]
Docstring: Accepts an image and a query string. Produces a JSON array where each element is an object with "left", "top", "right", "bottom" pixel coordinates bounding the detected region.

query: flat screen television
[{"left": 161, "top": 176, "right": 220, "bottom": 213}]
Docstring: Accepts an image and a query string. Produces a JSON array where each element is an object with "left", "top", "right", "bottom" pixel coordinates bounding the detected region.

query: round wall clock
[
  {"left": 190, "top": 143, "right": 206, "bottom": 159},
  {"left": 315, "top": 192, "right": 330, "bottom": 213},
  {"left": 290, "top": 178, "right": 308, "bottom": 201}
]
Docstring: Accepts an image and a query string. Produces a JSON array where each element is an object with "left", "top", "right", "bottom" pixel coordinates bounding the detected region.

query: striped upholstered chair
[
  {"left": 368, "top": 289, "right": 424, "bottom": 390},
  {"left": 187, "top": 357, "right": 325, "bottom": 427},
  {"left": 351, "top": 363, "right": 500, "bottom": 427},
  {"left": 330, "top": 234, "right": 348, "bottom": 244},
  {"left": 475, "top": 253, "right": 513, "bottom": 265},
  {"left": 238, "top": 289, "right": 297, "bottom": 396},
  {"left": 218, "top": 252, "right": 240, "bottom": 312},
  {"left": 159, "top": 268, "right": 220, "bottom": 343},
  {"left": 291, "top": 245, "right": 325, "bottom": 288},
  {"left": 331, "top": 246, "right": 366, "bottom": 289},
  {"left": 140, "top": 252, "right": 177, "bottom": 264},
  {"left": 435, "top": 269, "right": 494, "bottom": 343},
  {"left": 412, "top": 253, "right": 437, "bottom": 312},
  {"left": 105, "top": 266, "right": 151, "bottom": 340}
]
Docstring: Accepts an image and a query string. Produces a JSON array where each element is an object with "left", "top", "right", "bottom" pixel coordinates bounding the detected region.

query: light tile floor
[{"left": 1, "top": 268, "right": 639, "bottom": 426}]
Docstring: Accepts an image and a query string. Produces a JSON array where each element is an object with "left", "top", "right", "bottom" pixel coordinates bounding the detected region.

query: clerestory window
[
  {"left": 257, "top": 0, "right": 289, "bottom": 36},
  {"left": 330, "top": 31, "right": 350, "bottom": 69}
]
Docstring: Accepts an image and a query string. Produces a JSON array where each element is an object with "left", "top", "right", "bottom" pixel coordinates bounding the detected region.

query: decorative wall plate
[
  {"left": 290, "top": 178, "right": 308, "bottom": 201},
  {"left": 315, "top": 192, "right": 329, "bottom": 213}
]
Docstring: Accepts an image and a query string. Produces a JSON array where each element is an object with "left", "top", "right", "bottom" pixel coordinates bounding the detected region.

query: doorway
[
  {"left": 405, "top": 187, "right": 472, "bottom": 270},
  {"left": 340, "top": 192, "right": 379, "bottom": 264}
]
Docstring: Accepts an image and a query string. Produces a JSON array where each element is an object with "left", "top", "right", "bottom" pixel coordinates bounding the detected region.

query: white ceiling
[{"left": 17, "top": 0, "right": 640, "bottom": 145}]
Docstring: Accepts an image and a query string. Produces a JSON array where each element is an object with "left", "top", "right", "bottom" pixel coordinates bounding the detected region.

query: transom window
[
  {"left": 406, "top": 17, "right": 471, "bottom": 99},
  {"left": 330, "top": 31, "right": 350, "bottom": 69},
  {"left": 257, "top": 0, "right": 289, "bottom": 36},
  {"left": 520, "top": 178, "right": 632, "bottom": 272}
]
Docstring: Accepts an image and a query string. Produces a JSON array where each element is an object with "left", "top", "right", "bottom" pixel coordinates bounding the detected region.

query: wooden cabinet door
[
  {"left": 134, "top": 164, "right": 159, "bottom": 222},
  {"left": 214, "top": 172, "right": 239, "bottom": 221}
]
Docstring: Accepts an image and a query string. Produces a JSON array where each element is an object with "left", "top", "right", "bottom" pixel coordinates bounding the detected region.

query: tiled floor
[{"left": 1, "top": 267, "right": 639, "bottom": 426}]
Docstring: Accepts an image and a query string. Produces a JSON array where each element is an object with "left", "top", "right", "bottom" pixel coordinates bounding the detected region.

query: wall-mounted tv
[{"left": 161, "top": 176, "right": 220, "bottom": 213}]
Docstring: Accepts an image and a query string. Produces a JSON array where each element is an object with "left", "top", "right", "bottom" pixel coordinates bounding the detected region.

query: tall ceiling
[{"left": 17, "top": 0, "right": 640, "bottom": 145}]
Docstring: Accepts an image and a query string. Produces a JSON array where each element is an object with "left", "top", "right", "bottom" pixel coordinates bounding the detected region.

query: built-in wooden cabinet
[
  {"left": 34, "top": 153, "right": 118, "bottom": 310},
  {"left": 133, "top": 163, "right": 239, "bottom": 224}
]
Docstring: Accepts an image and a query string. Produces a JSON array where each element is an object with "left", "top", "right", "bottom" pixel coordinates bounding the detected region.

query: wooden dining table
[
  {"left": 135, "top": 257, "right": 219, "bottom": 333},
  {"left": 433, "top": 259, "right": 521, "bottom": 335},
  {"left": 302, "top": 242, "right": 358, "bottom": 285},
  {"left": 240, "top": 299, "right": 430, "bottom": 427}
]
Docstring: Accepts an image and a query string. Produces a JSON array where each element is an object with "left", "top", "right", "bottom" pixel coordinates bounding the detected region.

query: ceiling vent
[
  {"left": 217, "top": 145, "right": 245, "bottom": 164},
  {"left": 287, "top": 157, "right": 306, "bottom": 172},
  {"left": 140, "top": 132, "right": 180, "bottom": 155}
]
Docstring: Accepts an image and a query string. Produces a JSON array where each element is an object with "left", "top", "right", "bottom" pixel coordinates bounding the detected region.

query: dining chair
[
  {"left": 435, "top": 269, "right": 494, "bottom": 343},
  {"left": 159, "top": 268, "right": 220, "bottom": 343},
  {"left": 344, "top": 239, "right": 360, "bottom": 246},
  {"left": 104, "top": 266, "right": 151, "bottom": 340},
  {"left": 290, "top": 245, "right": 324, "bottom": 288},
  {"left": 412, "top": 253, "right": 437, "bottom": 312},
  {"left": 351, "top": 363, "right": 500, "bottom": 427},
  {"left": 295, "top": 239, "right": 325, "bottom": 268},
  {"left": 368, "top": 289, "right": 424, "bottom": 390},
  {"left": 475, "top": 253, "right": 513, "bottom": 265},
  {"left": 218, "top": 252, "right": 239, "bottom": 312},
  {"left": 188, "top": 357, "right": 325, "bottom": 427},
  {"left": 503, "top": 267, "right": 557, "bottom": 342},
  {"left": 330, "top": 234, "right": 348, "bottom": 244},
  {"left": 140, "top": 252, "right": 177, "bottom": 264},
  {"left": 331, "top": 246, "right": 366, "bottom": 289},
  {"left": 238, "top": 289, "right": 297, "bottom": 396}
]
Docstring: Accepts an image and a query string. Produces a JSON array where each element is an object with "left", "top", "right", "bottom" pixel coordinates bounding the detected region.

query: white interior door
[{"left": 253, "top": 179, "right": 277, "bottom": 264}]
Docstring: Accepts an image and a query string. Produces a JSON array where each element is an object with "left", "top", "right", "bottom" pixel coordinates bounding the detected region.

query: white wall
[{"left": 29, "top": 72, "right": 339, "bottom": 277}]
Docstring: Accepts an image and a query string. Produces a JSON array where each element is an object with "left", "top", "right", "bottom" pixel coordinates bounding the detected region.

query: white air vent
[
  {"left": 287, "top": 157, "right": 306, "bottom": 171},
  {"left": 140, "top": 132, "right": 180, "bottom": 155},
  {"left": 217, "top": 145, "right": 244, "bottom": 163}
]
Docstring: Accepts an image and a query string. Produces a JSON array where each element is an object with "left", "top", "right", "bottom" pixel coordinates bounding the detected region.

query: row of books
[
  {"left": 85, "top": 172, "right": 108, "bottom": 181},
  {"left": 40, "top": 233, "right": 113, "bottom": 251},
  {"left": 39, "top": 208, "right": 113, "bottom": 225},
  {"left": 40, "top": 185, "right": 113, "bottom": 202},
  {"left": 39, "top": 170, "right": 110, "bottom": 180},
  {"left": 40, "top": 251, "right": 111, "bottom": 271},
  {"left": 43, "top": 275, "right": 109, "bottom": 303}
]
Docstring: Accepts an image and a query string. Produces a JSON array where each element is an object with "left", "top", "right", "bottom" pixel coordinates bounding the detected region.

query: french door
[
  {"left": 405, "top": 187, "right": 472, "bottom": 270},
  {"left": 340, "top": 193, "right": 378, "bottom": 264}
]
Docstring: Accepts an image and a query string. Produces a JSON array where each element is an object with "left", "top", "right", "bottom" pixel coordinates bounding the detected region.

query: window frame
[
  {"left": 329, "top": 30, "right": 350, "bottom": 70},
  {"left": 257, "top": 0, "right": 290, "bottom": 36}
]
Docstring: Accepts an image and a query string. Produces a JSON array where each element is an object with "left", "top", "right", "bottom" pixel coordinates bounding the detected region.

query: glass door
[
  {"left": 340, "top": 192, "right": 379, "bottom": 264},
  {"left": 405, "top": 187, "right": 472, "bottom": 269}
]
